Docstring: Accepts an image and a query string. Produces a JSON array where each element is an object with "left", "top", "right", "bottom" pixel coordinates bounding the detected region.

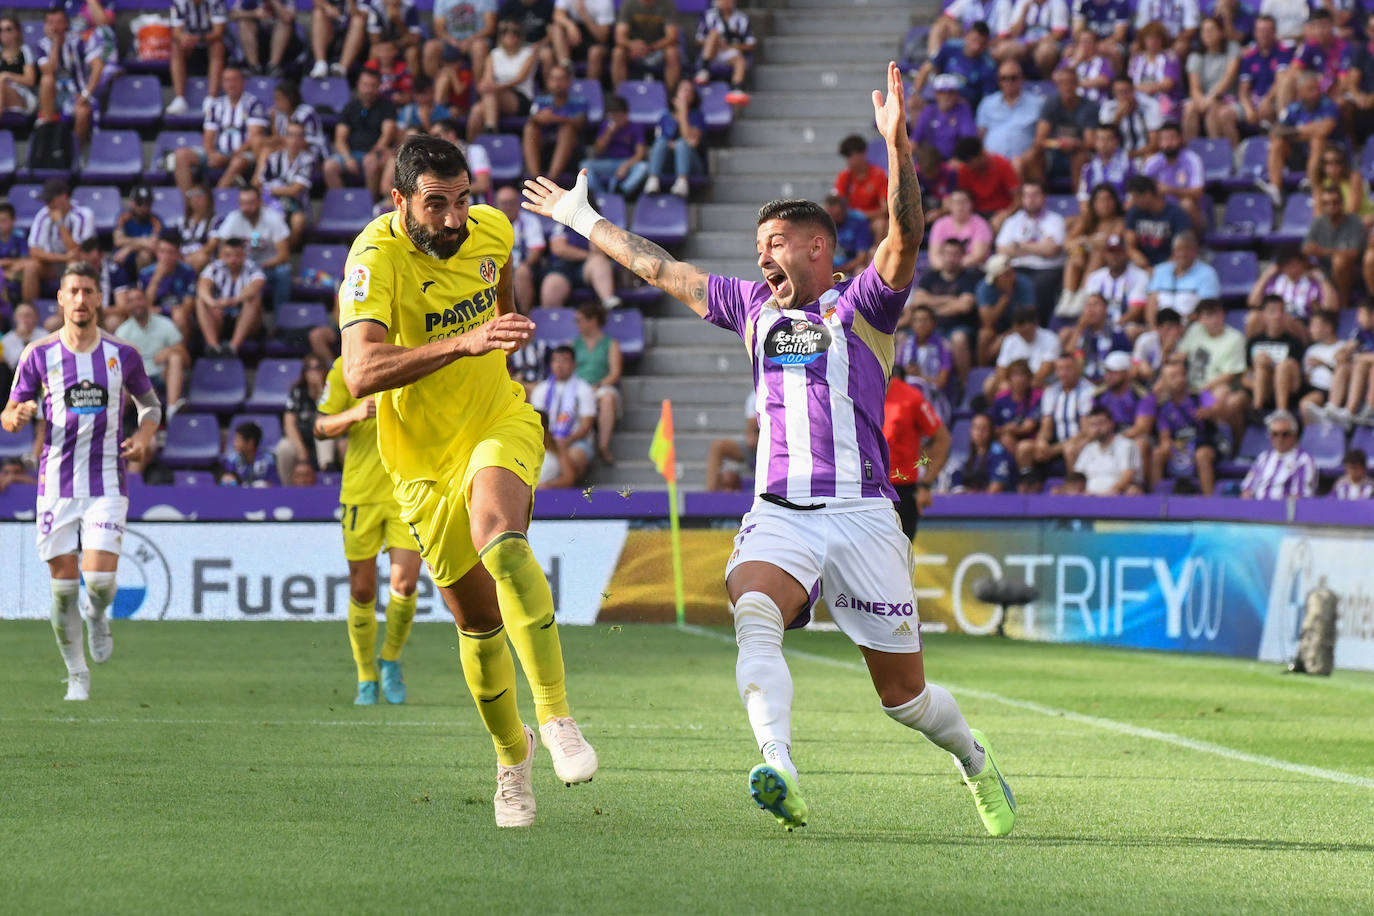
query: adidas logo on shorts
[{"left": 891, "top": 621, "right": 915, "bottom": 639}]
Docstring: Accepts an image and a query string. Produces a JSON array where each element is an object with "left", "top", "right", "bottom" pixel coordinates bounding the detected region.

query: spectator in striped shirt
[
  {"left": 254, "top": 121, "right": 314, "bottom": 249},
  {"left": 195, "top": 236, "right": 266, "bottom": 356},
  {"left": 20, "top": 178, "right": 95, "bottom": 306},
  {"left": 1332, "top": 449, "right": 1373, "bottom": 499},
  {"left": 174, "top": 66, "right": 270, "bottom": 193},
  {"left": 1241, "top": 409, "right": 1316, "bottom": 499},
  {"left": 1019, "top": 352, "right": 1095, "bottom": 471},
  {"left": 271, "top": 82, "right": 328, "bottom": 162},
  {"left": 692, "top": 0, "right": 753, "bottom": 105},
  {"left": 36, "top": 7, "right": 104, "bottom": 146},
  {"left": 1246, "top": 247, "right": 1334, "bottom": 339},
  {"left": 1099, "top": 75, "right": 1163, "bottom": 160},
  {"left": 166, "top": 0, "right": 228, "bottom": 115}
]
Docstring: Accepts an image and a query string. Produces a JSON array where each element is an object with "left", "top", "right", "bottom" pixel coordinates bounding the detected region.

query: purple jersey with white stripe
[
  {"left": 706, "top": 263, "right": 912, "bottom": 501},
  {"left": 8, "top": 332, "right": 154, "bottom": 498}
]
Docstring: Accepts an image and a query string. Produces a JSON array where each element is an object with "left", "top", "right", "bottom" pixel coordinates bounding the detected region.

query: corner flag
[{"left": 649, "top": 400, "right": 686, "bottom": 625}]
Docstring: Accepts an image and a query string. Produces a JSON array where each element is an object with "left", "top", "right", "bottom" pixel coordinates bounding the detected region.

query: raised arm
[
  {"left": 341, "top": 312, "right": 534, "bottom": 398},
  {"left": 522, "top": 172, "right": 712, "bottom": 317},
  {"left": 871, "top": 61, "right": 923, "bottom": 291}
]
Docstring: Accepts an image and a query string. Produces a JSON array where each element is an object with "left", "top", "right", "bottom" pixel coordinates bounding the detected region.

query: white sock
[
  {"left": 50, "top": 579, "right": 87, "bottom": 676},
  {"left": 733, "top": 591, "right": 797, "bottom": 779},
  {"left": 83, "top": 570, "right": 117, "bottom": 621},
  {"left": 884, "top": 684, "right": 985, "bottom": 777}
]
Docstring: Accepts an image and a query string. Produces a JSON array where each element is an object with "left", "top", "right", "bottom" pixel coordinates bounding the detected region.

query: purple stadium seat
[
  {"left": 244, "top": 358, "right": 302, "bottom": 411},
  {"left": 173, "top": 470, "right": 216, "bottom": 487},
  {"left": 1213, "top": 250, "right": 1259, "bottom": 301},
  {"left": 1207, "top": 192, "right": 1273, "bottom": 248},
  {"left": 897, "top": 25, "right": 929, "bottom": 72},
  {"left": 0, "top": 423, "right": 33, "bottom": 460},
  {"left": 247, "top": 76, "right": 279, "bottom": 103},
  {"left": 594, "top": 192, "right": 627, "bottom": 228},
  {"left": 696, "top": 82, "right": 734, "bottom": 130},
  {"left": 1302, "top": 422, "right": 1347, "bottom": 474},
  {"left": 213, "top": 187, "right": 240, "bottom": 217},
  {"left": 947, "top": 417, "right": 972, "bottom": 468},
  {"left": 1188, "top": 137, "right": 1233, "bottom": 185},
  {"left": 866, "top": 135, "right": 885, "bottom": 170},
  {"left": 187, "top": 357, "right": 248, "bottom": 413},
  {"left": 103, "top": 75, "right": 163, "bottom": 129},
  {"left": 1362, "top": 137, "right": 1374, "bottom": 183},
  {"left": 530, "top": 307, "right": 577, "bottom": 344},
  {"left": 1024, "top": 80, "right": 1052, "bottom": 101},
  {"left": 71, "top": 186, "right": 123, "bottom": 234},
  {"left": 21, "top": 20, "right": 42, "bottom": 52},
  {"left": 1230, "top": 136, "right": 1270, "bottom": 188},
  {"left": 316, "top": 188, "right": 373, "bottom": 239},
  {"left": 0, "top": 131, "right": 15, "bottom": 178},
  {"left": 80, "top": 130, "right": 143, "bottom": 183},
  {"left": 230, "top": 413, "right": 284, "bottom": 452},
  {"left": 151, "top": 187, "right": 184, "bottom": 227},
  {"left": 605, "top": 308, "right": 644, "bottom": 358},
  {"left": 34, "top": 299, "right": 59, "bottom": 324},
  {"left": 267, "top": 303, "right": 329, "bottom": 355},
  {"left": 146, "top": 131, "right": 204, "bottom": 184},
  {"left": 1218, "top": 424, "right": 1269, "bottom": 477},
  {"left": 301, "top": 77, "right": 350, "bottom": 115},
  {"left": 8, "top": 183, "right": 43, "bottom": 231},
  {"left": 164, "top": 77, "right": 210, "bottom": 129},
  {"left": 293, "top": 245, "right": 346, "bottom": 298},
  {"left": 1046, "top": 195, "right": 1078, "bottom": 221},
  {"left": 616, "top": 79, "right": 669, "bottom": 126},
  {"left": 318, "top": 471, "right": 342, "bottom": 488},
  {"left": 473, "top": 133, "right": 522, "bottom": 183},
  {"left": 1338, "top": 307, "right": 1358, "bottom": 339},
  {"left": 960, "top": 367, "right": 994, "bottom": 409},
  {"left": 570, "top": 78, "right": 604, "bottom": 124},
  {"left": 1224, "top": 308, "right": 1247, "bottom": 334},
  {"left": 631, "top": 194, "right": 688, "bottom": 245},
  {"left": 1350, "top": 426, "right": 1374, "bottom": 465},
  {"left": 161, "top": 413, "right": 222, "bottom": 469},
  {"left": 1265, "top": 193, "right": 1312, "bottom": 245}
]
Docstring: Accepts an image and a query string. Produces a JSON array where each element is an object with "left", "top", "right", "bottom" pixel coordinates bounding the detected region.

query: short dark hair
[
  {"left": 221, "top": 236, "right": 246, "bottom": 250},
  {"left": 576, "top": 301, "right": 606, "bottom": 326},
  {"left": 60, "top": 261, "right": 100, "bottom": 287},
  {"left": 1195, "top": 298, "right": 1225, "bottom": 315},
  {"left": 1262, "top": 293, "right": 1286, "bottom": 309},
  {"left": 433, "top": 117, "right": 463, "bottom": 138},
  {"left": 356, "top": 67, "right": 380, "bottom": 83},
  {"left": 1313, "top": 309, "right": 1338, "bottom": 329},
  {"left": 1011, "top": 305, "right": 1039, "bottom": 325},
  {"left": 394, "top": 133, "right": 469, "bottom": 199},
  {"left": 838, "top": 134, "right": 868, "bottom": 157},
  {"left": 606, "top": 95, "right": 629, "bottom": 115},
  {"left": 238, "top": 185, "right": 261, "bottom": 198},
  {"left": 954, "top": 136, "right": 984, "bottom": 162},
  {"left": 756, "top": 199, "right": 837, "bottom": 248},
  {"left": 1088, "top": 405, "right": 1113, "bottom": 421},
  {"left": 1126, "top": 175, "right": 1158, "bottom": 196},
  {"left": 0, "top": 203, "right": 14, "bottom": 219},
  {"left": 968, "top": 21, "right": 990, "bottom": 37},
  {"left": 1157, "top": 307, "right": 1182, "bottom": 326},
  {"left": 275, "top": 80, "right": 301, "bottom": 108},
  {"left": 158, "top": 228, "right": 182, "bottom": 245},
  {"left": 1100, "top": 125, "right": 1122, "bottom": 144},
  {"left": 1345, "top": 448, "right": 1368, "bottom": 466},
  {"left": 79, "top": 236, "right": 102, "bottom": 253},
  {"left": 1007, "top": 358, "right": 1032, "bottom": 376},
  {"left": 552, "top": 344, "right": 576, "bottom": 360},
  {"left": 234, "top": 422, "right": 262, "bottom": 447},
  {"left": 1309, "top": 8, "right": 1333, "bottom": 21},
  {"left": 1159, "top": 120, "right": 1182, "bottom": 134}
]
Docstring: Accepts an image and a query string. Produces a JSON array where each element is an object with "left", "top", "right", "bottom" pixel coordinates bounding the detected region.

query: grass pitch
[{"left": 2, "top": 621, "right": 1373, "bottom": 915}]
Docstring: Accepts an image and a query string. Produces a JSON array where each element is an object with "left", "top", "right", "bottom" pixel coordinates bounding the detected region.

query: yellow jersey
[
  {"left": 316, "top": 356, "right": 395, "bottom": 506},
  {"left": 338, "top": 205, "right": 523, "bottom": 482}
]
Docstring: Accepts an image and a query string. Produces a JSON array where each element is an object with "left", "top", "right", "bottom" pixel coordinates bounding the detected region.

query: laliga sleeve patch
[
  {"left": 348, "top": 265, "right": 371, "bottom": 301},
  {"left": 317, "top": 380, "right": 331, "bottom": 408}
]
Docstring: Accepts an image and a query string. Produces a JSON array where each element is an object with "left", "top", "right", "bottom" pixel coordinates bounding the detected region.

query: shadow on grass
[{"left": 817, "top": 832, "right": 1374, "bottom": 854}]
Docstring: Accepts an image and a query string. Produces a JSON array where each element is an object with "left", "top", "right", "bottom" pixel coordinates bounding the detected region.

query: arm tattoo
[
  {"left": 889, "top": 140, "right": 924, "bottom": 250},
  {"left": 590, "top": 220, "right": 710, "bottom": 313}
]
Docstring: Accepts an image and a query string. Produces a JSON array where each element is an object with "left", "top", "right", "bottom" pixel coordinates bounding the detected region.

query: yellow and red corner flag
[{"left": 649, "top": 400, "right": 686, "bottom": 625}]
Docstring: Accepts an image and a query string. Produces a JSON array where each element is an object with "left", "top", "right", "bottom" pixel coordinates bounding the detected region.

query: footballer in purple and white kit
[
  {"left": 3, "top": 262, "right": 161, "bottom": 701},
  {"left": 523, "top": 62, "right": 1016, "bottom": 838}
]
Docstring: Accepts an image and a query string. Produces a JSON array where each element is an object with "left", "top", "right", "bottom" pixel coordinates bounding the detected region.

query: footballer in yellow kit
[
  {"left": 338, "top": 135, "right": 596, "bottom": 828},
  {"left": 315, "top": 357, "right": 422, "bottom": 706}
]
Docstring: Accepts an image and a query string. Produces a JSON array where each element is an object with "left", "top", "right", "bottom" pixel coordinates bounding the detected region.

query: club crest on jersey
[
  {"left": 478, "top": 256, "right": 498, "bottom": 285},
  {"left": 763, "top": 316, "right": 831, "bottom": 366},
  {"left": 348, "top": 265, "right": 370, "bottom": 301},
  {"left": 107, "top": 356, "right": 118, "bottom": 370}
]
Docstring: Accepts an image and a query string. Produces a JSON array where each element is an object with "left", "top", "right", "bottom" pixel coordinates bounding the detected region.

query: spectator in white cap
[
  {"left": 912, "top": 74, "right": 978, "bottom": 161},
  {"left": 975, "top": 253, "right": 1037, "bottom": 368},
  {"left": 1095, "top": 348, "right": 1154, "bottom": 469}
]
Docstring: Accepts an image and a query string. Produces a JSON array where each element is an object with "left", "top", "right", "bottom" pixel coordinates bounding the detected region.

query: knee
[{"left": 476, "top": 530, "right": 533, "bottom": 579}]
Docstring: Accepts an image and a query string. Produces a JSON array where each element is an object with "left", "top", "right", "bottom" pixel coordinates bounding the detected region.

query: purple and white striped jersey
[
  {"left": 8, "top": 332, "right": 154, "bottom": 498},
  {"left": 706, "top": 263, "right": 913, "bottom": 502},
  {"left": 1332, "top": 476, "right": 1374, "bottom": 499},
  {"left": 1242, "top": 447, "right": 1316, "bottom": 499},
  {"left": 28, "top": 203, "right": 97, "bottom": 256}
]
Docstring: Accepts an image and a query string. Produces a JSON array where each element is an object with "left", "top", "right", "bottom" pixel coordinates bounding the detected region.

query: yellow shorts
[
  {"left": 340, "top": 499, "right": 414, "bottom": 562},
  {"left": 392, "top": 400, "right": 543, "bottom": 587}
]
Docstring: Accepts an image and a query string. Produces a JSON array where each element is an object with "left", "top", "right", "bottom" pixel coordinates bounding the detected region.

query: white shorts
[
  {"left": 725, "top": 496, "right": 922, "bottom": 653},
  {"left": 35, "top": 495, "right": 129, "bottom": 562}
]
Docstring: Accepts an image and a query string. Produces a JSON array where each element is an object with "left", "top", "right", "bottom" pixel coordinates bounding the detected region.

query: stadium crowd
[
  {"left": 0, "top": 0, "right": 754, "bottom": 492},
  {"left": 787, "top": 0, "right": 1374, "bottom": 499}
]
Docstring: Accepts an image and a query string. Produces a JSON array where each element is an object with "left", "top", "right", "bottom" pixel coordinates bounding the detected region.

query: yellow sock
[
  {"left": 380, "top": 590, "right": 417, "bottom": 662},
  {"left": 347, "top": 598, "right": 378, "bottom": 682},
  {"left": 457, "top": 624, "right": 527, "bottom": 765},
  {"left": 479, "top": 531, "right": 571, "bottom": 724}
]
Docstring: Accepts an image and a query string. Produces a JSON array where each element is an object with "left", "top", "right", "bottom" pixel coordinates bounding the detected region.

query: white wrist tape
[{"left": 551, "top": 170, "right": 607, "bottom": 239}]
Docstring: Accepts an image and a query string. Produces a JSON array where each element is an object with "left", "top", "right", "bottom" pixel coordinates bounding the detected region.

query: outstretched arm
[
  {"left": 522, "top": 172, "right": 712, "bottom": 318},
  {"left": 871, "top": 62, "right": 923, "bottom": 291}
]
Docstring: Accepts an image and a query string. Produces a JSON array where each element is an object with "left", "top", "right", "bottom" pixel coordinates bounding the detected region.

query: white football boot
[
  {"left": 539, "top": 717, "right": 598, "bottom": 786},
  {"left": 494, "top": 725, "right": 537, "bottom": 827}
]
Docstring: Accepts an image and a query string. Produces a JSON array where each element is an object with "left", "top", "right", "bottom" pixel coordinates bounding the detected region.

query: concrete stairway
[{"left": 587, "top": 0, "right": 929, "bottom": 490}]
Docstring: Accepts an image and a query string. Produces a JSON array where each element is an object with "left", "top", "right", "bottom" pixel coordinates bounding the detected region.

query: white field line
[{"left": 680, "top": 625, "right": 1374, "bottom": 790}]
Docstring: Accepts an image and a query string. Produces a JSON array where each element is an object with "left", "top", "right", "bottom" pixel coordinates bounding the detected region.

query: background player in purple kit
[
  {"left": 2, "top": 262, "right": 161, "bottom": 701},
  {"left": 522, "top": 62, "right": 1015, "bottom": 838}
]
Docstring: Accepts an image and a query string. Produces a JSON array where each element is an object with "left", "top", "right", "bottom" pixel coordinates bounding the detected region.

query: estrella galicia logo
[
  {"left": 763, "top": 317, "right": 831, "bottom": 366},
  {"left": 478, "top": 256, "right": 498, "bottom": 285},
  {"left": 106, "top": 529, "right": 172, "bottom": 619},
  {"left": 65, "top": 380, "right": 108, "bottom": 415},
  {"left": 420, "top": 280, "right": 436, "bottom": 293}
]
